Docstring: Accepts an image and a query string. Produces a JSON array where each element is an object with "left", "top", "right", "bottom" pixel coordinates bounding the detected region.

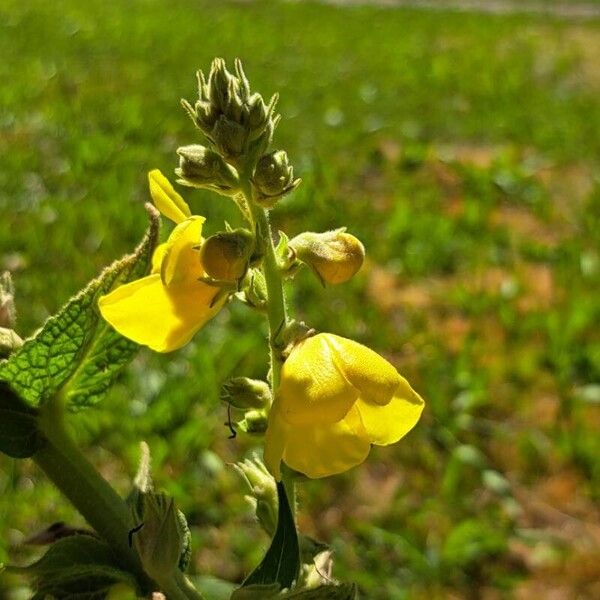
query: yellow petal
[
  {"left": 98, "top": 274, "right": 222, "bottom": 352},
  {"left": 278, "top": 334, "right": 358, "bottom": 426},
  {"left": 326, "top": 334, "right": 401, "bottom": 406},
  {"left": 263, "top": 401, "right": 288, "bottom": 481},
  {"left": 356, "top": 380, "right": 424, "bottom": 446},
  {"left": 160, "top": 217, "right": 206, "bottom": 287},
  {"left": 148, "top": 169, "right": 191, "bottom": 224},
  {"left": 151, "top": 243, "right": 167, "bottom": 273},
  {"left": 281, "top": 406, "right": 371, "bottom": 479}
]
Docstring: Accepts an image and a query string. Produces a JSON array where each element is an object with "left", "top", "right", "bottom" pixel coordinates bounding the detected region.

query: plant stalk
[
  {"left": 242, "top": 176, "right": 297, "bottom": 514},
  {"left": 34, "top": 397, "right": 154, "bottom": 593}
]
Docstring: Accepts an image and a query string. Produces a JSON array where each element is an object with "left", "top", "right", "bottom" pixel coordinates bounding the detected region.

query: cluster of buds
[
  {"left": 179, "top": 58, "right": 299, "bottom": 209},
  {"left": 181, "top": 58, "right": 279, "bottom": 168},
  {"left": 287, "top": 229, "right": 365, "bottom": 285}
]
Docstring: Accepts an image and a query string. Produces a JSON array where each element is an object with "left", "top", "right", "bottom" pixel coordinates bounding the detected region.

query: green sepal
[
  {"left": 0, "top": 381, "right": 43, "bottom": 458},
  {"left": 241, "top": 481, "right": 300, "bottom": 590},
  {"left": 6, "top": 534, "right": 139, "bottom": 599},
  {"left": 0, "top": 207, "right": 159, "bottom": 410}
]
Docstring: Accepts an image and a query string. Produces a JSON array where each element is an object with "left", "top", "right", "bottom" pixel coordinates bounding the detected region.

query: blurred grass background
[{"left": 1, "top": 0, "right": 599, "bottom": 598}]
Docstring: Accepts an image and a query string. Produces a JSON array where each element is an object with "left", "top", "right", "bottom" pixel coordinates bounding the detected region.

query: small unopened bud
[
  {"left": 246, "top": 93, "right": 268, "bottom": 131},
  {"left": 221, "top": 377, "right": 272, "bottom": 410},
  {"left": 200, "top": 229, "right": 255, "bottom": 282},
  {"left": 176, "top": 144, "right": 239, "bottom": 191},
  {"left": 0, "top": 272, "right": 16, "bottom": 329},
  {"left": 132, "top": 493, "right": 185, "bottom": 580},
  {"left": 211, "top": 116, "right": 247, "bottom": 159},
  {"left": 238, "top": 409, "right": 268, "bottom": 435},
  {"left": 289, "top": 229, "right": 365, "bottom": 285},
  {"left": 208, "top": 58, "right": 239, "bottom": 115},
  {"left": 234, "top": 457, "right": 278, "bottom": 536},
  {"left": 252, "top": 150, "right": 300, "bottom": 206},
  {"left": 242, "top": 269, "right": 268, "bottom": 310}
]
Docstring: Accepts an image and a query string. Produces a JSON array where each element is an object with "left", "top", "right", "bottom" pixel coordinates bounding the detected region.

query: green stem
[
  {"left": 34, "top": 398, "right": 154, "bottom": 593},
  {"left": 240, "top": 175, "right": 297, "bottom": 511},
  {"left": 243, "top": 181, "right": 288, "bottom": 390}
]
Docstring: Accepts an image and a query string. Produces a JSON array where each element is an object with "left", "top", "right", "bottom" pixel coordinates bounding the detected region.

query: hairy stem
[
  {"left": 243, "top": 182, "right": 288, "bottom": 389},
  {"left": 34, "top": 398, "right": 154, "bottom": 593},
  {"left": 241, "top": 176, "right": 298, "bottom": 517}
]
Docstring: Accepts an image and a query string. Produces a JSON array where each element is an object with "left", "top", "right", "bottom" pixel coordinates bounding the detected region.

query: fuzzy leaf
[
  {"left": 242, "top": 481, "right": 300, "bottom": 589},
  {"left": 0, "top": 208, "right": 159, "bottom": 410}
]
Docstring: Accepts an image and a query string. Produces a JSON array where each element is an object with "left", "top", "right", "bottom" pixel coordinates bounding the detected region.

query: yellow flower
[
  {"left": 98, "top": 170, "right": 225, "bottom": 353},
  {"left": 264, "top": 333, "right": 424, "bottom": 479}
]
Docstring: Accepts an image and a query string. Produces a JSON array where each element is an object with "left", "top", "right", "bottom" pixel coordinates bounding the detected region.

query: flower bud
[
  {"left": 221, "top": 377, "right": 272, "bottom": 410},
  {"left": 181, "top": 59, "right": 280, "bottom": 166},
  {"left": 238, "top": 409, "right": 269, "bottom": 435},
  {"left": 211, "top": 116, "right": 247, "bottom": 160},
  {"left": 242, "top": 269, "right": 268, "bottom": 310},
  {"left": 131, "top": 492, "right": 186, "bottom": 580},
  {"left": 246, "top": 93, "right": 269, "bottom": 131},
  {"left": 289, "top": 229, "right": 365, "bottom": 284},
  {"left": 208, "top": 58, "right": 240, "bottom": 116},
  {"left": 234, "top": 457, "right": 278, "bottom": 536},
  {"left": 252, "top": 150, "right": 300, "bottom": 207},
  {"left": 200, "top": 229, "right": 255, "bottom": 282},
  {"left": 176, "top": 144, "right": 239, "bottom": 191}
]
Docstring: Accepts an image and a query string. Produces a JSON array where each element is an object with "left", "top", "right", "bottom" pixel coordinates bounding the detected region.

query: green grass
[{"left": 1, "top": 0, "right": 599, "bottom": 598}]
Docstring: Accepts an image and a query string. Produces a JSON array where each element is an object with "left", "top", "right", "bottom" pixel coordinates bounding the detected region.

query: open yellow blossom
[
  {"left": 264, "top": 333, "right": 424, "bottom": 479},
  {"left": 98, "top": 170, "right": 225, "bottom": 353}
]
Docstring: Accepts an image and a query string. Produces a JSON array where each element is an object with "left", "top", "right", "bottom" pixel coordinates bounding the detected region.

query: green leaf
[
  {"left": 0, "top": 381, "right": 43, "bottom": 458},
  {"left": 7, "top": 534, "right": 139, "bottom": 599},
  {"left": 281, "top": 584, "right": 359, "bottom": 599},
  {"left": 0, "top": 207, "right": 159, "bottom": 410},
  {"left": 242, "top": 481, "right": 300, "bottom": 589}
]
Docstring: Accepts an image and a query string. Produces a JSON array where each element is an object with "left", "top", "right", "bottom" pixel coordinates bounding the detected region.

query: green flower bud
[
  {"left": 221, "top": 377, "right": 272, "bottom": 410},
  {"left": 289, "top": 229, "right": 365, "bottom": 285},
  {"left": 234, "top": 457, "right": 278, "bottom": 536},
  {"left": 176, "top": 144, "right": 239, "bottom": 191},
  {"left": 211, "top": 116, "right": 247, "bottom": 160},
  {"left": 131, "top": 492, "right": 186, "bottom": 581},
  {"left": 252, "top": 150, "right": 300, "bottom": 207},
  {"left": 181, "top": 59, "right": 280, "bottom": 166},
  {"left": 200, "top": 228, "right": 255, "bottom": 282},
  {"left": 246, "top": 93, "right": 269, "bottom": 131},
  {"left": 242, "top": 268, "right": 268, "bottom": 310},
  {"left": 208, "top": 58, "right": 240, "bottom": 116},
  {"left": 238, "top": 409, "right": 268, "bottom": 435}
]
